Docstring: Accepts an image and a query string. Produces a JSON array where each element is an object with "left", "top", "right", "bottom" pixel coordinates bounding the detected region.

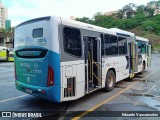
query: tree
[
  {"left": 122, "top": 3, "right": 137, "bottom": 18},
  {"left": 144, "top": 7, "right": 155, "bottom": 17},
  {"left": 142, "top": 20, "right": 155, "bottom": 33},
  {"left": 76, "top": 17, "right": 93, "bottom": 24},
  {"left": 0, "top": 28, "right": 6, "bottom": 32},
  {"left": 136, "top": 5, "right": 145, "bottom": 15},
  {"left": 117, "top": 9, "right": 124, "bottom": 19}
]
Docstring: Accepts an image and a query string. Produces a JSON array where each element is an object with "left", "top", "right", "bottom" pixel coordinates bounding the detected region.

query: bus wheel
[
  {"left": 105, "top": 70, "right": 115, "bottom": 92},
  {"left": 140, "top": 62, "right": 145, "bottom": 75}
]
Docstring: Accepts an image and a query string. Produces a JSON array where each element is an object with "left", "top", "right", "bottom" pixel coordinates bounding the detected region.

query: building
[
  {"left": 104, "top": 10, "right": 118, "bottom": 16},
  {"left": 147, "top": 1, "right": 160, "bottom": 16},
  {"left": 104, "top": 10, "right": 119, "bottom": 19},
  {"left": 5, "top": 20, "right": 11, "bottom": 31},
  {"left": 70, "top": 16, "right": 76, "bottom": 20},
  {"left": 0, "top": 0, "right": 13, "bottom": 48},
  {"left": 0, "top": 0, "right": 8, "bottom": 29}
]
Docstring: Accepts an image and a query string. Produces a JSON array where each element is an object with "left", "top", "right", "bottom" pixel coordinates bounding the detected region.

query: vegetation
[
  {"left": 75, "top": 0, "right": 160, "bottom": 49},
  {"left": 153, "top": 44, "right": 160, "bottom": 49},
  {"left": 0, "top": 27, "right": 14, "bottom": 38}
]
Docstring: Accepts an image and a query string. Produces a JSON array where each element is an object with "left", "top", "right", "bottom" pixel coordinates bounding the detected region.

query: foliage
[
  {"left": 76, "top": 1, "right": 160, "bottom": 36},
  {"left": 0, "top": 27, "right": 14, "bottom": 33}
]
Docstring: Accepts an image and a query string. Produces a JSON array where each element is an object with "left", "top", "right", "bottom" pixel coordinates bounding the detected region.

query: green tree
[
  {"left": 145, "top": 7, "right": 154, "bottom": 17},
  {"left": 76, "top": 17, "right": 90, "bottom": 23},
  {"left": 117, "top": 9, "right": 124, "bottom": 19},
  {"left": 136, "top": 5, "right": 145, "bottom": 14},
  {"left": 142, "top": 20, "right": 155, "bottom": 33}
]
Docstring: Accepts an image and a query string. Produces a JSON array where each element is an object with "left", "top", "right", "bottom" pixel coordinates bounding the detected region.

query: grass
[{"left": 153, "top": 44, "right": 160, "bottom": 49}]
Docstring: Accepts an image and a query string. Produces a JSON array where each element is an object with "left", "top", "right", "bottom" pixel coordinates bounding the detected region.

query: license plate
[{"left": 26, "top": 89, "right": 32, "bottom": 94}]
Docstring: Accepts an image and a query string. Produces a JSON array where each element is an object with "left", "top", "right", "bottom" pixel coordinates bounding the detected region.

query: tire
[
  {"left": 105, "top": 70, "right": 116, "bottom": 92},
  {"left": 140, "top": 62, "right": 145, "bottom": 75}
]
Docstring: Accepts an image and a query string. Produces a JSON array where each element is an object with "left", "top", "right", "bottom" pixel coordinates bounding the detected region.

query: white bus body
[
  {"left": 136, "top": 36, "right": 151, "bottom": 73},
  {"left": 14, "top": 16, "right": 149, "bottom": 102}
]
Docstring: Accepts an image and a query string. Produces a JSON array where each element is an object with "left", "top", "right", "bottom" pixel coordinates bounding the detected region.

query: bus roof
[
  {"left": 110, "top": 28, "right": 135, "bottom": 37},
  {"left": 61, "top": 17, "right": 117, "bottom": 36},
  {"left": 16, "top": 16, "right": 51, "bottom": 28},
  {"left": 16, "top": 15, "right": 117, "bottom": 36},
  {"left": 136, "top": 36, "right": 149, "bottom": 42}
]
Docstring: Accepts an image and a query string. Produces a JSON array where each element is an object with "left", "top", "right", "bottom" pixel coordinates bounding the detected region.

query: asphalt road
[{"left": 0, "top": 54, "right": 160, "bottom": 120}]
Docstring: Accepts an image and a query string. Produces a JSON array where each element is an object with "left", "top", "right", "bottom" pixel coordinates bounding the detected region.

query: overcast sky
[{"left": 2, "top": 0, "right": 153, "bottom": 27}]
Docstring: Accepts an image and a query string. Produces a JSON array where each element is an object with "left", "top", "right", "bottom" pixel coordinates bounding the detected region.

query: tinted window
[
  {"left": 63, "top": 27, "right": 82, "bottom": 57},
  {"left": 118, "top": 36, "right": 127, "bottom": 54},
  {"left": 33, "top": 28, "right": 43, "bottom": 38},
  {"left": 137, "top": 40, "right": 142, "bottom": 53},
  {"left": 104, "top": 34, "right": 118, "bottom": 55},
  {"left": 141, "top": 41, "right": 146, "bottom": 54}
]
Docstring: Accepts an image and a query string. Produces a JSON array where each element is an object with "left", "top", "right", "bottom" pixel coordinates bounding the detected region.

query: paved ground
[{"left": 0, "top": 54, "right": 160, "bottom": 120}]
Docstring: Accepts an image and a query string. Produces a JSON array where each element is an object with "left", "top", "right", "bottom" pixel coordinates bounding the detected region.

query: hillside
[
  {"left": 76, "top": 1, "right": 160, "bottom": 50},
  {"left": 129, "top": 28, "right": 160, "bottom": 50}
]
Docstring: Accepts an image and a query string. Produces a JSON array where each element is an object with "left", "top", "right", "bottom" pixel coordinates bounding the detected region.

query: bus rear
[{"left": 14, "top": 16, "right": 61, "bottom": 102}]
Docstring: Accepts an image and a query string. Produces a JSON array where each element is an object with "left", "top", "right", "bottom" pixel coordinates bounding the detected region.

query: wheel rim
[{"left": 108, "top": 75, "right": 114, "bottom": 87}]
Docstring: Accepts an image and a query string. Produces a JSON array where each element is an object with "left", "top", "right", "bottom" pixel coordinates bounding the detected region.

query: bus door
[
  {"left": 83, "top": 36, "right": 102, "bottom": 93},
  {"left": 147, "top": 45, "right": 151, "bottom": 67},
  {"left": 128, "top": 41, "right": 138, "bottom": 77},
  {"left": 134, "top": 42, "right": 138, "bottom": 73}
]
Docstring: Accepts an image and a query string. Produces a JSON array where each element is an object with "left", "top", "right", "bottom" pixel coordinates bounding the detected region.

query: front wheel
[{"left": 105, "top": 70, "right": 116, "bottom": 92}]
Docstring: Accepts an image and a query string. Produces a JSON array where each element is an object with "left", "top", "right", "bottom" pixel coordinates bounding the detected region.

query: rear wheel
[
  {"left": 105, "top": 70, "right": 115, "bottom": 92},
  {"left": 140, "top": 62, "right": 145, "bottom": 75}
]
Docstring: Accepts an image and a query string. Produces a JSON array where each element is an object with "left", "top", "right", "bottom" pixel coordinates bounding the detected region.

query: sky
[{"left": 1, "top": 0, "right": 153, "bottom": 27}]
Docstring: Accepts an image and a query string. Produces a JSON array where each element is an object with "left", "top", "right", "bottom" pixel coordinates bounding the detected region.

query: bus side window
[
  {"left": 141, "top": 42, "right": 146, "bottom": 54},
  {"left": 63, "top": 27, "right": 82, "bottom": 57},
  {"left": 104, "top": 34, "right": 118, "bottom": 55},
  {"left": 137, "top": 40, "right": 142, "bottom": 53},
  {"left": 118, "top": 36, "right": 127, "bottom": 54}
]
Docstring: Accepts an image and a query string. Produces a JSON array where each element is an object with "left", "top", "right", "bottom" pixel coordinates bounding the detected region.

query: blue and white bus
[{"left": 14, "top": 16, "right": 150, "bottom": 102}]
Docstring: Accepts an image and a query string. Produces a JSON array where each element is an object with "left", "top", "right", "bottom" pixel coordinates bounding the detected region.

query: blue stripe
[{"left": 48, "top": 50, "right": 61, "bottom": 101}]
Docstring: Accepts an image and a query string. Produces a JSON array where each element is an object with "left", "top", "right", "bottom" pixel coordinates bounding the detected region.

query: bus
[
  {"left": 0, "top": 46, "right": 8, "bottom": 61},
  {"left": 136, "top": 36, "right": 151, "bottom": 74},
  {"left": 14, "top": 16, "right": 150, "bottom": 102},
  {"left": 110, "top": 28, "right": 151, "bottom": 75},
  {"left": 110, "top": 28, "right": 137, "bottom": 77},
  {"left": 0, "top": 46, "right": 14, "bottom": 61}
]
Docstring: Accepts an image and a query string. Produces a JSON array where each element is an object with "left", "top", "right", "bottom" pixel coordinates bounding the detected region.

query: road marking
[
  {"left": 0, "top": 82, "right": 14, "bottom": 86},
  {"left": 72, "top": 71, "right": 155, "bottom": 120},
  {"left": 144, "top": 71, "right": 155, "bottom": 78},
  {"left": 0, "top": 95, "right": 29, "bottom": 103}
]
